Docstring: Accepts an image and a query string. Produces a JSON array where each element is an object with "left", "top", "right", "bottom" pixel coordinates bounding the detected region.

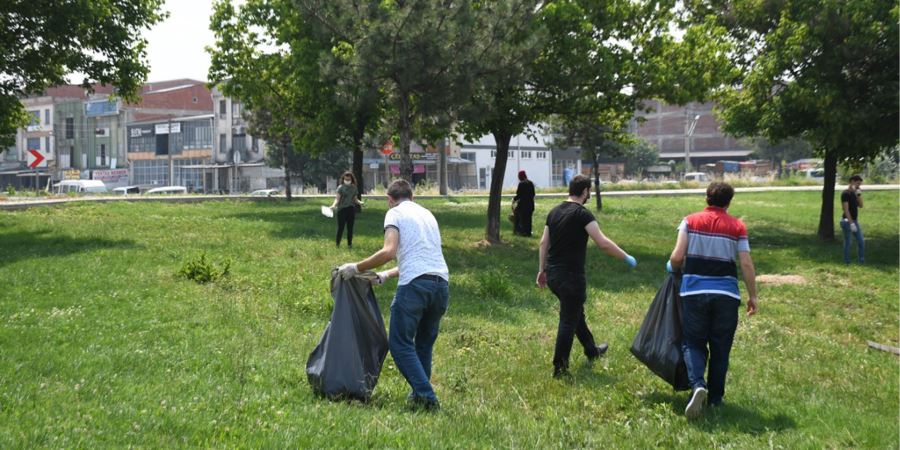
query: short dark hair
[
  {"left": 849, "top": 174, "right": 863, "bottom": 183},
  {"left": 568, "top": 174, "right": 591, "bottom": 196},
  {"left": 706, "top": 182, "right": 734, "bottom": 207},
  {"left": 387, "top": 179, "right": 413, "bottom": 200}
]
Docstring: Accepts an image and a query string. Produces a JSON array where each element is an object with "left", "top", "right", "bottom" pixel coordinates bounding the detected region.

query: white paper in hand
[{"left": 321, "top": 206, "right": 334, "bottom": 218}]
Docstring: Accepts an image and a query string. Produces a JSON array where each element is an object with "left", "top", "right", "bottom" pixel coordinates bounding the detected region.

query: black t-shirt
[
  {"left": 841, "top": 189, "right": 859, "bottom": 220},
  {"left": 545, "top": 201, "right": 596, "bottom": 273}
]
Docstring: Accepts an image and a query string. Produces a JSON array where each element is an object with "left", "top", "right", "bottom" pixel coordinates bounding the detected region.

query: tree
[
  {"left": 298, "top": 0, "right": 497, "bottom": 182},
  {"left": 748, "top": 137, "right": 814, "bottom": 176},
  {"left": 547, "top": 111, "right": 635, "bottom": 211},
  {"left": 685, "top": 0, "right": 899, "bottom": 239},
  {"left": 624, "top": 139, "right": 660, "bottom": 177},
  {"left": 0, "top": 1, "right": 167, "bottom": 146}
]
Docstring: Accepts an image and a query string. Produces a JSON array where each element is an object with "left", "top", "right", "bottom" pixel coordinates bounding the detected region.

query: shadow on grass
[
  {"left": 751, "top": 225, "right": 898, "bottom": 274},
  {"left": 642, "top": 391, "right": 797, "bottom": 435},
  {"left": 0, "top": 229, "right": 138, "bottom": 268}
]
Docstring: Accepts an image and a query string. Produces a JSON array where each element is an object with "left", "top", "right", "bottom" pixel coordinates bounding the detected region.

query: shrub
[
  {"left": 5, "top": 185, "right": 15, "bottom": 196},
  {"left": 178, "top": 253, "right": 231, "bottom": 284},
  {"left": 475, "top": 268, "right": 512, "bottom": 300}
]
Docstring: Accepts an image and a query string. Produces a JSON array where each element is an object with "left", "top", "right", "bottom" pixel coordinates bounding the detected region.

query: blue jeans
[
  {"left": 680, "top": 293, "right": 740, "bottom": 405},
  {"left": 389, "top": 274, "right": 449, "bottom": 402},
  {"left": 840, "top": 219, "right": 865, "bottom": 264}
]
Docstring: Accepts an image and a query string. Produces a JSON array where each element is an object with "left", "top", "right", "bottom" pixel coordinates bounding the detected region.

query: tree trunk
[
  {"left": 282, "top": 137, "right": 292, "bottom": 201},
  {"left": 486, "top": 130, "right": 512, "bottom": 244},
  {"left": 592, "top": 151, "right": 602, "bottom": 211},
  {"left": 817, "top": 150, "right": 837, "bottom": 240},
  {"left": 352, "top": 147, "right": 364, "bottom": 199},
  {"left": 439, "top": 138, "right": 448, "bottom": 195},
  {"left": 398, "top": 93, "right": 413, "bottom": 182}
]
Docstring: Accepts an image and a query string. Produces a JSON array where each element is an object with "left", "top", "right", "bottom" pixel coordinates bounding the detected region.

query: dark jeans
[
  {"left": 840, "top": 219, "right": 865, "bottom": 263},
  {"left": 680, "top": 293, "right": 740, "bottom": 404},
  {"left": 389, "top": 274, "right": 450, "bottom": 402},
  {"left": 546, "top": 269, "right": 600, "bottom": 370},
  {"left": 514, "top": 206, "right": 534, "bottom": 236},
  {"left": 336, "top": 206, "right": 356, "bottom": 247}
]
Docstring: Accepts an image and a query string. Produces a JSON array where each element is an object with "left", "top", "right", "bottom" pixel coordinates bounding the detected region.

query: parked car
[
  {"left": 145, "top": 186, "right": 187, "bottom": 195},
  {"left": 250, "top": 189, "right": 280, "bottom": 197},
  {"left": 800, "top": 168, "right": 826, "bottom": 183},
  {"left": 683, "top": 172, "right": 710, "bottom": 182},
  {"left": 112, "top": 186, "right": 141, "bottom": 195},
  {"left": 54, "top": 180, "right": 107, "bottom": 194}
]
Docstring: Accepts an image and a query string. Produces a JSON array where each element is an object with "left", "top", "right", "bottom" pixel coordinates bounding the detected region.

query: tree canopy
[
  {"left": 0, "top": 0, "right": 167, "bottom": 146},
  {"left": 685, "top": 0, "right": 900, "bottom": 239}
]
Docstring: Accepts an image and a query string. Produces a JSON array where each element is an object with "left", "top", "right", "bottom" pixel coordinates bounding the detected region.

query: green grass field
[{"left": 0, "top": 191, "right": 897, "bottom": 448}]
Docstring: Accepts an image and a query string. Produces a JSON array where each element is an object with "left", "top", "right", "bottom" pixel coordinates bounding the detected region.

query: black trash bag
[
  {"left": 630, "top": 273, "right": 691, "bottom": 391},
  {"left": 306, "top": 270, "right": 388, "bottom": 401}
]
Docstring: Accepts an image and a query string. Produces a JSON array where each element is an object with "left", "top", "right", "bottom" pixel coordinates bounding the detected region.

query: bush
[
  {"left": 475, "top": 268, "right": 512, "bottom": 300},
  {"left": 5, "top": 185, "right": 15, "bottom": 196},
  {"left": 178, "top": 253, "right": 231, "bottom": 284}
]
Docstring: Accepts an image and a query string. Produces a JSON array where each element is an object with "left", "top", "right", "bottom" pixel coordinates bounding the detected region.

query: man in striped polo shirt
[{"left": 668, "top": 182, "right": 758, "bottom": 419}]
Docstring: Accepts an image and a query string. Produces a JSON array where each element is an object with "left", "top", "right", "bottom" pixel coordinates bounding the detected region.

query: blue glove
[
  {"left": 666, "top": 260, "right": 673, "bottom": 273},
  {"left": 624, "top": 254, "right": 637, "bottom": 268}
]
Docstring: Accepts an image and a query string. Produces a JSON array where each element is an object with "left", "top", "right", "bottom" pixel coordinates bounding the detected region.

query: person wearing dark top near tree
[
  {"left": 514, "top": 170, "right": 536, "bottom": 236},
  {"left": 330, "top": 171, "right": 363, "bottom": 248},
  {"left": 840, "top": 175, "right": 865, "bottom": 264},
  {"left": 536, "top": 174, "right": 637, "bottom": 377}
]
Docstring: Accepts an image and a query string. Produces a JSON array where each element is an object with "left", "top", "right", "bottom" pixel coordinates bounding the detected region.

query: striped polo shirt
[{"left": 678, "top": 206, "right": 750, "bottom": 300}]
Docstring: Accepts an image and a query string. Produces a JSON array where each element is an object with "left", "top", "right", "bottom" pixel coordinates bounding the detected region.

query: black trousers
[
  {"left": 336, "top": 206, "right": 356, "bottom": 246},
  {"left": 546, "top": 269, "right": 600, "bottom": 370},
  {"left": 514, "top": 206, "right": 534, "bottom": 236}
]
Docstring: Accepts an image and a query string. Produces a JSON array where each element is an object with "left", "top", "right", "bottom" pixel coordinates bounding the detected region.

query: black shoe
[
  {"left": 587, "top": 343, "right": 609, "bottom": 361},
  {"left": 552, "top": 366, "right": 570, "bottom": 378},
  {"left": 409, "top": 396, "right": 440, "bottom": 411}
]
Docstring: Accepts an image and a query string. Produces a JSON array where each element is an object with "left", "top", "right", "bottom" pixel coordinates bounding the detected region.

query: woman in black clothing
[
  {"left": 329, "top": 171, "right": 363, "bottom": 248},
  {"left": 514, "top": 170, "right": 536, "bottom": 236}
]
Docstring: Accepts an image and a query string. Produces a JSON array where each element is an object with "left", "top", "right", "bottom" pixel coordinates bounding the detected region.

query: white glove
[
  {"left": 338, "top": 263, "right": 358, "bottom": 280},
  {"left": 374, "top": 271, "right": 390, "bottom": 285},
  {"left": 850, "top": 222, "right": 858, "bottom": 233}
]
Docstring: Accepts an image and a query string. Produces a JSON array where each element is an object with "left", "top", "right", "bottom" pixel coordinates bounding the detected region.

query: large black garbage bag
[
  {"left": 630, "top": 273, "right": 691, "bottom": 391},
  {"left": 306, "top": 270, "right": 388, "bottom": 401}
]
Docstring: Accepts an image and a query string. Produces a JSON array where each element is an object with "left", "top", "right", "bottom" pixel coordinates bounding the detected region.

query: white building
[{"left": 460, "top": 128, "right": 581, "bottom": 190}]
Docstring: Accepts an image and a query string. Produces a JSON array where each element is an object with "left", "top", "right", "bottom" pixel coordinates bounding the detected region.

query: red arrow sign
[{"left": 27, "top": 149, "right": 46, "bottom": 168}]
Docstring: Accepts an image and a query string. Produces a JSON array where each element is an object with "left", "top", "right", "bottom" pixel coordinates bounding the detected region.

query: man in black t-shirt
[
  {"left": 840, "top": 174, "right": 865, "bottom": 264},
  {"left": 536, "top": 175, "right": 637, "bottom": 377}
]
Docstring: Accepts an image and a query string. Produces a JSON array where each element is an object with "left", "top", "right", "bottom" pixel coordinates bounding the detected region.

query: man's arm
[
  {"left": 585, "top": 221, "right": 628, "bottom": 260},
  {"left": 856, "top": 190, "right": 864, "bottom": 208},
  {"left": 669, "top": 227, "right": 688, "bottom": 270},
  {"left": 739, "top": 251, "right": 758, "bottom": 316},
  {"left": 536, "top": 226, "right": 549, "bottom": 288},
  {"left": 356, "top": 227, "right": 399, "bottom": 272},
  {"left": 841, "top": 200, "right": 853, "bottom": 222}
]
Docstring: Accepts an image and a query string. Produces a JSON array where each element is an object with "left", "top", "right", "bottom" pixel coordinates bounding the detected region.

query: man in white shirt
[{"left": 338, "top": 179, "right": 449, "bottom": 410}]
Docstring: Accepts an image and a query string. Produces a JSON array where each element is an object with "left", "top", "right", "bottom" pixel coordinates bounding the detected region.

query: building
[
  {"left": 459, "top": 128, "right": 577, "bottom": 190},
  {"left": 360, "top": 140, "right": 475, "bottom": 191},
  {"left": 632, "top": 100, "right": 753, "bottom": 167},
  {"left": 126, "top": 114, "right": 214, "bottom": 190}
]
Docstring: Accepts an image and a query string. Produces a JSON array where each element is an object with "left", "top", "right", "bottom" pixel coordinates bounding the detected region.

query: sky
[{"left": 144, "top": 0, "right": 220, "bottom": 83}]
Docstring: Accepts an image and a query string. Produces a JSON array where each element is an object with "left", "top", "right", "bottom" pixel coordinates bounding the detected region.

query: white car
[
  {"left": 112, "top": 186, "right": 141, "bottom": 195},
  {"left": 145, "top": 186, "right": 187, "bottom": 195},
  {"left": 683, "top": 172, "right": 710, "bottom": 182},
  {"left": 250, "top": 189, "right": 280, "bottom": 197},
  {"left": 54, "top": 180, "right": 107, "bottom": 194}
]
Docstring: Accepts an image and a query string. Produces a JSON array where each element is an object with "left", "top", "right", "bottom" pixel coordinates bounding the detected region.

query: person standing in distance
[
  {"left": 330, "top": 171, "right": 363, "bottom": 248},
  {"left": 840, "top": 175, "right": 865, "bottom": 264},
  {"left": 337, "top": 179, "right": 449, "bottom": 410},
  {"left": 536, "top": 174, "right": 637, "bottom": 378},
  {"left": 668, "top": 181, "right": 758, "bottom": 419},
  {"left": 514, "top": 170, "right": 536, "bottom": 236}
]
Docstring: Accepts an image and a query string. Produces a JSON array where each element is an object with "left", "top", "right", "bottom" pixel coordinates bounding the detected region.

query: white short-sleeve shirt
[{"left": 384, "top": 200, "right": 449, "bottom": 286}]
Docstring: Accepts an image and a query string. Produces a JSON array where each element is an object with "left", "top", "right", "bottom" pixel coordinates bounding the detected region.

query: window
[
  {"left": 521, "top": 151, "right": 532, "bottom": 159},
  {"left": 45, "top": 109, "right": 50, "bottom": 125},
  {"left": 219, "top": 134, "right": 226, "bottom": 154},
  {"left": 132, "top": 160, "right": 170, "bottom": 186},
  {"left": 45, "top": 137, "right": 50, "bottom": 154},
  {"left": 65, "top": 118, "right": 74, "bottom": 139},
  {"left": 27, "top": 137, "right": 40, "bottom": 151},
  {"left": 509, "top": 151, "right": 515, "bottom": 158},
  {"left": 27, "top": 111, "right": 40, "bottom": 126},
  {"left": 460, "top": 152, "right": 475, "bottom": 162},
  {"left": 536, "top": 151, "right": 547, "bottom": 159},
  {"left": 99, "top": 144, "right": 106, "bottom": 167},
  {"left": 181, "top": 120, "right": 213, "bottom": 150},
  {"left": 231, "top": 101, "right": 243, "bottom": 125},
  {"left": 128, "top": 128, "right": 156, "bottom": 152},
  {"left": 219, "top": 100, "right": 226, "bottom": 117},
  {"left": 233, "top": 135, "right": 246, "bottom": 155},
  {"left": 490, "top": 150, "right": 496, "bottom": 158}
]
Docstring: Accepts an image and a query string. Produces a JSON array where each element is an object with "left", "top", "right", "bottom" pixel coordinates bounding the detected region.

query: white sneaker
[{"left": 685, "top": 387, "right": 707, "bottom": 419}]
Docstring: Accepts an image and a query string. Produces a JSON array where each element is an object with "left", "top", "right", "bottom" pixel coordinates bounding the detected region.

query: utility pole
[
  {"left": 684, "top": 107, "right": 700, "bottom": 172},
  {"left": 167, "top": 117, "right": 174, "bottom": 186}
]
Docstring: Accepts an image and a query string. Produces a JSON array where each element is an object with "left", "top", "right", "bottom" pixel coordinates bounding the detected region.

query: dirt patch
[{"left": 757, "top": 274, "right": 807, "bottom": 285}]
